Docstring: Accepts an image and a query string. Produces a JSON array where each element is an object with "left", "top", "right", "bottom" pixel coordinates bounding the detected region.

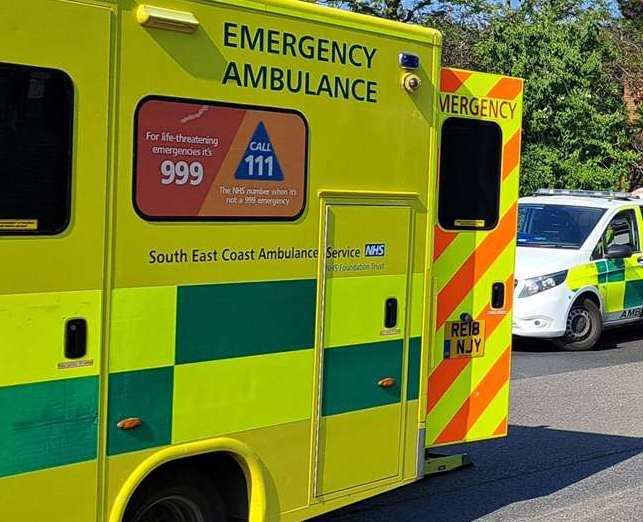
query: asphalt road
[{"left": 316, "top": 326, "right": 643, "bottom": 521}]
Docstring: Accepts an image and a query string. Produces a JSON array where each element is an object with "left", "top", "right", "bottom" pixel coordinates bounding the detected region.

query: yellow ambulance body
[{"left": 0, "top": 1, "right": 522, "bottom": 520}]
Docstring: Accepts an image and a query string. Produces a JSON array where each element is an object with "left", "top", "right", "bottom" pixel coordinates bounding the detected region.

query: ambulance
[
  {"left": 0, "top": 1, "right": 523, "bottom": 520},
  {"left": 514, "top": 189, "right": 643, "bottom": 350}
]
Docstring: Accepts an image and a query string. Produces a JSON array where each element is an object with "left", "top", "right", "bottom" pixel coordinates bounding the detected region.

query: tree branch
[{"left": 403, "top": 0, "right": 436, "bottom": 22}]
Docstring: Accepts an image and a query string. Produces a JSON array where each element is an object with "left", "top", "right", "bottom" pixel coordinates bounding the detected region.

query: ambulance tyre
[
  {"left": 554, "top": 298, "right": 602, "bottom": 351},
  {"left": 124, "top": 469, "right": 228, "bottom": 522}
]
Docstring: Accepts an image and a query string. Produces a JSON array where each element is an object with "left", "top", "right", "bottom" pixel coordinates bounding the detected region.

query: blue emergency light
[{"left": 399, "top": 53, "right": 420, "bottom": 70}]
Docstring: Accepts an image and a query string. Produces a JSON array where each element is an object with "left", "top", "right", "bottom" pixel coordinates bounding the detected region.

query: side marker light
[{"left": 117, "top": 417, "right": 143, "bottom": 430}]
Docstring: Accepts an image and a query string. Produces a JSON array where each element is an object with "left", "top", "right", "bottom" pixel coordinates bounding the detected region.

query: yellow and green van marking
[{"left": 568, "top": 257, "right": 643, "bottom": 320}]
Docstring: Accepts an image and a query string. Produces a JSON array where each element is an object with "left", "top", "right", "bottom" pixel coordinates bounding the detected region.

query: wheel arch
[
  {"left": 566, "top": 286, "right": 603, "bottom": 318},
  {"left": 108, "top": 437, "right": 267, "bottom": 522}
]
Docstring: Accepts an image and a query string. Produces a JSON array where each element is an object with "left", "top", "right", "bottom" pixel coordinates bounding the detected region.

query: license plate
[{"left": 443, "top": 320, "right": 485, "bottom": 359}]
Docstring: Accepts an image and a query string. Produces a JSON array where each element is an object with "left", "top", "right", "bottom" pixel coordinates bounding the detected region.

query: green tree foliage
[
  {"left": 318, "top": 0, "right": 435, "bottom": 22},
  {"left": 615, "top": 0, "right": 643, "bottom": 187},
  {"left": 617, "top": 0, "right": 643, "bottom": 22},
  {"left": 320, "top": 0, "right": 641, "bottom": 193},
  {"left": 319, "top": 1, "right": 497, "bottom": 67},
  {"left": 474, "top": 0, "right": 636, "bottom": 194}
]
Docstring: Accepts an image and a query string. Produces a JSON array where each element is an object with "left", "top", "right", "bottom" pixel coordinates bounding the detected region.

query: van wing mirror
[{"left": 605, "top": 244, "right": 632, "bottom": 259}]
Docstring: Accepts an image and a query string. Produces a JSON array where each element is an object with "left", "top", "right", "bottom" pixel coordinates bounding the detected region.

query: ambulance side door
[
  {"left": 594, "top": 207, "right": 643, "bottom": 322},
  {"left": 0, "top": 2, "right": 110, "bottom": 520}
]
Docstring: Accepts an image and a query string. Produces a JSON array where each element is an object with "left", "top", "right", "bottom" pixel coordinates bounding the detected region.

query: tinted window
[
  {"left": 0, "top": 63, "right": 73, "bottom": 235},
  {"left": 438, "top": 117, "right": 502, "bottom": 231},
  {"left": 519, "top": 204, "right": 605, "bottom": 249}
]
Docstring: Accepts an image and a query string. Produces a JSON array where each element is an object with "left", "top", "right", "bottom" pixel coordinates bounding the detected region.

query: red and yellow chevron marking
[
  {"left": 433, "top": 227, "right": 458, "bottom": 261},
  {"left": 428, "top": 273, "right": 514, "bottom": 413},
  {"left": 502, "top": 130, "right": 522, "bottom": 180},
  {"left": 435, "top": 205, "right": 517, "bottom": 330},
  {"left": 486, "top": 77, "right": 523, "bottom": 101},
  {"left": 440, "top": 68, "right": 472, "bottom": 93},
  {"left": 493, "top": 417, "right": 508, "bottom": 436},
  {"left": 426, "top": 68, "right": 523, "bottom": 447},
  {"left": 434, "top": 347, "right": 511, "bottom": 444}
]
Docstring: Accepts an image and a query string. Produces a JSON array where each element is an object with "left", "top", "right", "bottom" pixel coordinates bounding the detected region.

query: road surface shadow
[
  {"left": 513, "top": 321, "right": 643, "bottom": 353},
  {"left": 314, "top": 425, "right": 643, "bottom": 521}
]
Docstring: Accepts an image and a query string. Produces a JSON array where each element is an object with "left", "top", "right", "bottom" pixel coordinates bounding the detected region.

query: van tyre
[
  {"left": 124, "top": 470, "right": 228, "bottom": 522},
  {"left": 553, "top": 298, "right": 602, "bottom": 351}
]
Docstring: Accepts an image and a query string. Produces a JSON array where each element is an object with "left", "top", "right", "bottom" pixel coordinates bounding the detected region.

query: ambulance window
[
  {"left": 438, "top": 117, "right": 502, "bottom": 231},
  {"left": 601, "top": 209, "right": 639, "bottom": 254},
  {"left": 0, "top": 63, "right": 73, "bottom": 235}
]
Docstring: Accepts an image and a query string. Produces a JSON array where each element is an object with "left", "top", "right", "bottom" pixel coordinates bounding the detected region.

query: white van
[{"left": 514, "top": 189, "right": 643, "bottom": 350}]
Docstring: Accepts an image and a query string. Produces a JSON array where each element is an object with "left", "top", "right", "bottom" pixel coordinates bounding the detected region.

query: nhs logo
[{"left": 364, "top": 243, "right": 385, "bottom": 257}]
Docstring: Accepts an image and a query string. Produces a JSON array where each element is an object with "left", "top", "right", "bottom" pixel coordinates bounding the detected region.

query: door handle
[
  {"left": 637, "top": 256, "right": 643, "bottom": 265},
  {"left": 377, "top": 377, "right": 396, "bottom": 388},
  {"left": 384, "top": 297, "right": 398, "bottom": 328},
  {"left": 65, "top": 318, "right": 87, "bottom": 359}
]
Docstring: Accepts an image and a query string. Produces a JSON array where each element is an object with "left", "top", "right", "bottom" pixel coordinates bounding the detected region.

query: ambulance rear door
[{"left": 426, "top": 68, "right": 523, "bottom": 447}]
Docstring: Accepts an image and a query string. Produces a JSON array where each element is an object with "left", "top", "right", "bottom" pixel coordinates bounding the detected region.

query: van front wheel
[{"left": 553, "top": 298, "right": 602, "bottom": 351}]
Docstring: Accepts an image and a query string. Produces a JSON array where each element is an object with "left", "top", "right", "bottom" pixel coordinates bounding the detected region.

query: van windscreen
[{"left": 518, "top": 204, "right": 606, "bottom": 249}]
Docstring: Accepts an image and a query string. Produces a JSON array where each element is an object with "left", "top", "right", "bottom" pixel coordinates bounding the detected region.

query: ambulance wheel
[
  {"left": 124, "top": 470, "right": 227, "bottom": 522},
  {"left": 554, "top": 298, "right": 602, "bottom": 351}
]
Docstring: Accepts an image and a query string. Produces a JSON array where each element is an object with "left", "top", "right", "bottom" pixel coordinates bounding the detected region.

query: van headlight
[{"left": 518, "top": 270, "right": 568, "bottom": 298}]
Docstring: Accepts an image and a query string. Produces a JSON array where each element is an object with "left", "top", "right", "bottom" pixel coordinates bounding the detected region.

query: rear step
[{"left": 425, "top": 450, "right": 473, "bottom": 475}]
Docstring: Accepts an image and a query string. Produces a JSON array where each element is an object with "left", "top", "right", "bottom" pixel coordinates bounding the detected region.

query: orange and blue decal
[{"left": 134, "top": 97, "right": 308, "bottom": 220}]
